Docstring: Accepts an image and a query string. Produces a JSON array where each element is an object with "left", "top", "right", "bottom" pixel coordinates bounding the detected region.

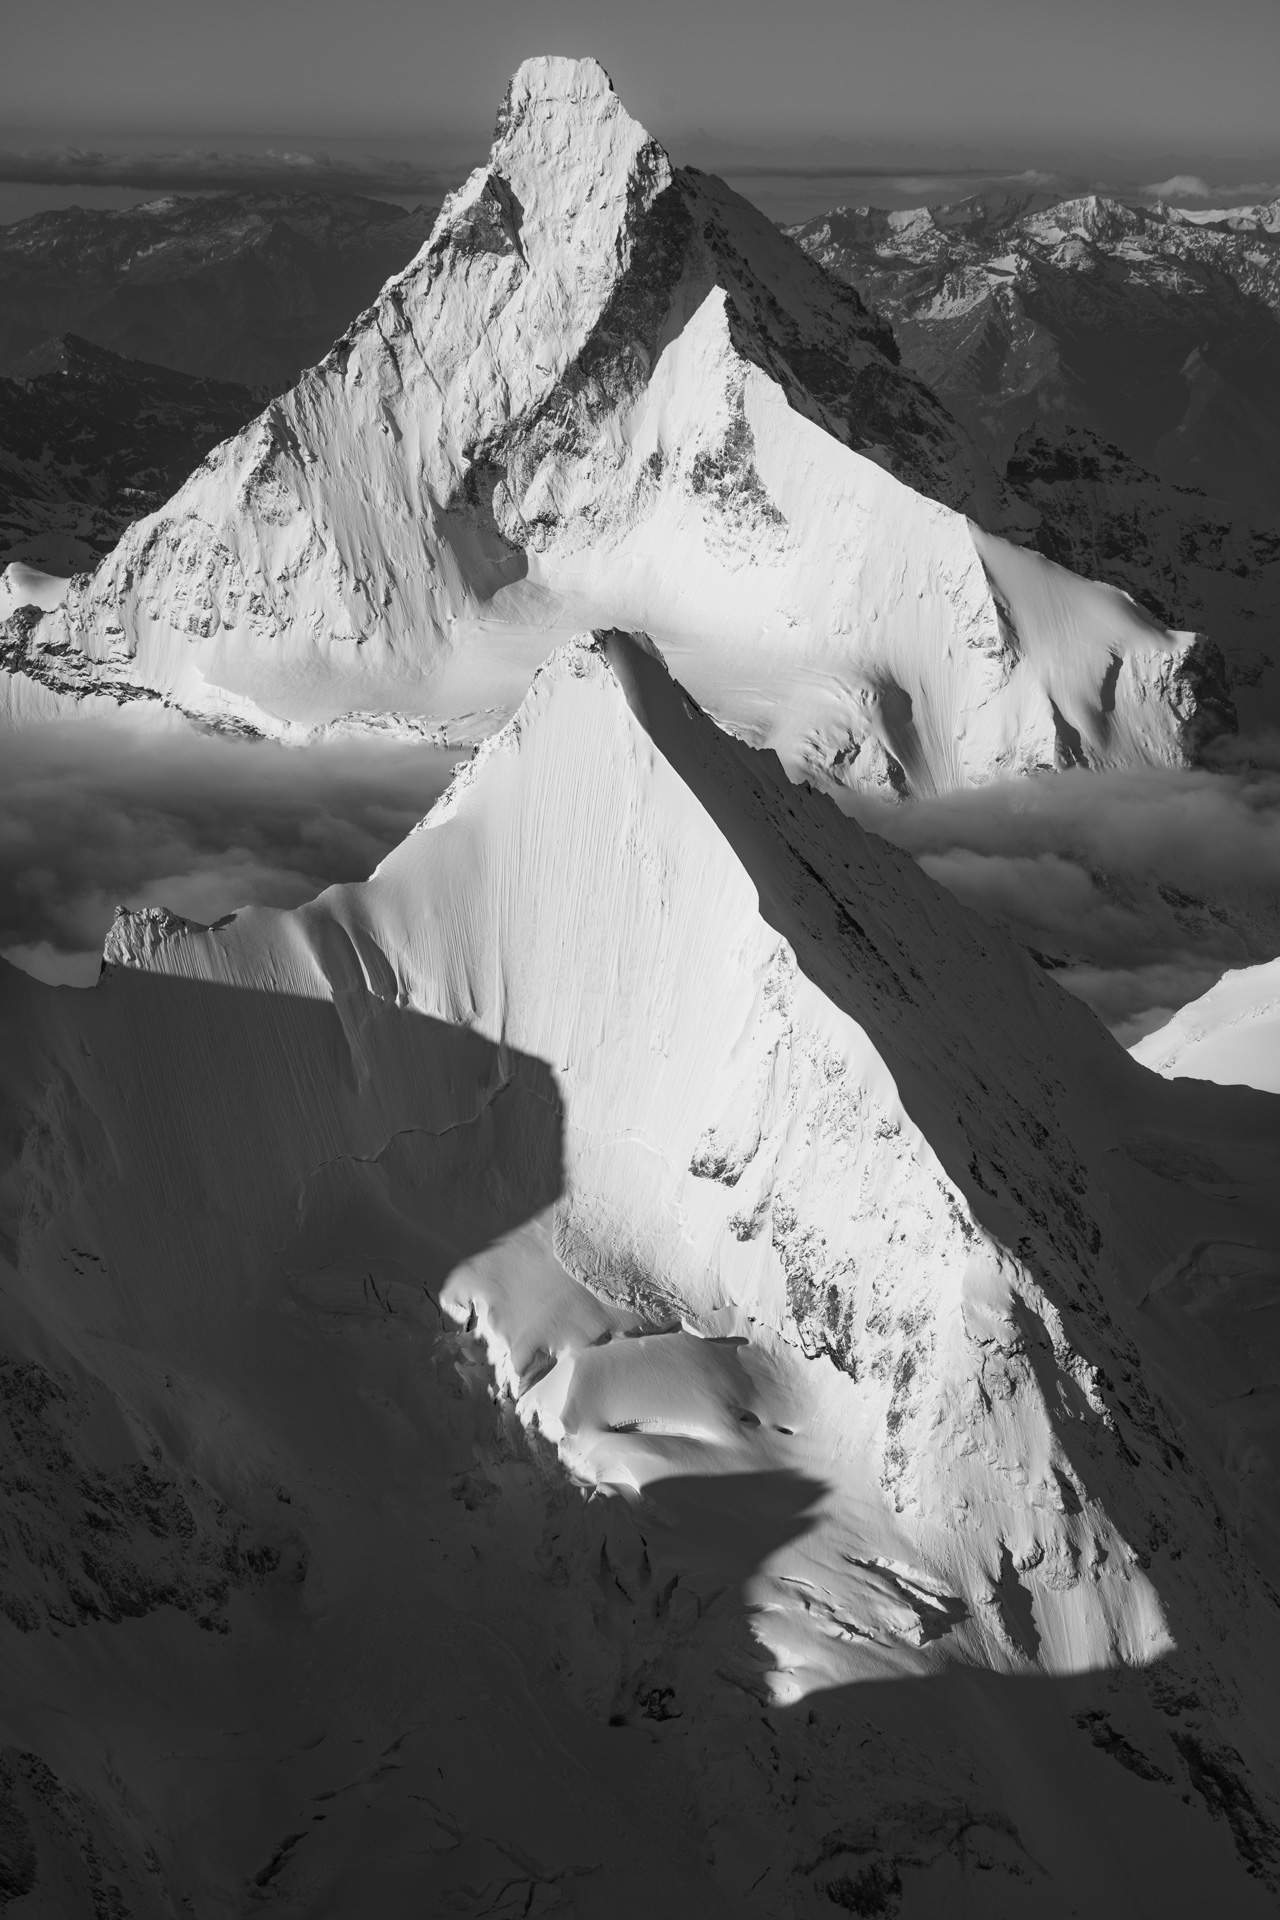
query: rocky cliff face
[
  {"left": 0, "top": 61, "right": 1227, "bottom": 794},
  {"left": 3, "top": 629, "right": 1279, "bottom": 1913}
]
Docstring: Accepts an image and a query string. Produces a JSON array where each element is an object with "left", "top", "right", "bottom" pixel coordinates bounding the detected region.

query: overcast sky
[{"left": 4, "top": 0, "right": 1277, "bottom": 171}]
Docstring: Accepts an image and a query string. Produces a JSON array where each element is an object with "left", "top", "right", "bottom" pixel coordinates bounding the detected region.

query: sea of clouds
[
  {"left": 3, "top": 712, "right": 1277, "bottom": 1050},
  {"left": 0, "top": 716, "right": 458, "bottom": 986},
  {"left": 848, "top": 734, "right": 1280, "bottom": 1044}
]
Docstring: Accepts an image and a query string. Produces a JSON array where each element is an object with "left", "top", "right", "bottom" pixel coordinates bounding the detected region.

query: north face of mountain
[
  {"left": 0, "top": 190, "right": 437, "bottom": 390},
  {"left": 0, "top": 61, "right": 1228, "bottom": 797}
]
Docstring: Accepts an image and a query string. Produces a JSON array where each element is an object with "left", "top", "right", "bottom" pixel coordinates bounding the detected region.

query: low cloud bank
[
  {"left": 5, "top": 716, "right": 1277, "bottom": 1049},
  {"left": 846, "top": 738, "right": 1280, "bottom": 1045},
  {"left": 0, "top": 717, "right": 459, "bottom": 987},
  {"left": 1141, "top": 174, "right": 1211, "bottom": 199}
]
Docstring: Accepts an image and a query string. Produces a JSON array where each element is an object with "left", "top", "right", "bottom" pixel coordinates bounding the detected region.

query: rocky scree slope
[
  {"left": 0, "top": 59, "right": 1228, "bottom": 796},
  {"left": 2, "top": 629, "right": 1280, "bottom": 1914}
]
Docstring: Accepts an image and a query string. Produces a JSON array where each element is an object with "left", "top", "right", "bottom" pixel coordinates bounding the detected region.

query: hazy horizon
[
  {"left": 2, "top": 0, "right": 1276, "bottom": 227},
  {"left": 1, "top": 127, "right": 1277, "bottom": 232}
]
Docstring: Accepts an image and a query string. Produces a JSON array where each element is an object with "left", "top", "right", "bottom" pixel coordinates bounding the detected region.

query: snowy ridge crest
[
  {"left": 8, "top": 615, "right": 1280, "bottom": 1902},
  {"left": 102, "top": 903, "right": 207, "bottom": 970},
  {"left": 372, "top": 630, "right": 1200, "bottom": 1683}
]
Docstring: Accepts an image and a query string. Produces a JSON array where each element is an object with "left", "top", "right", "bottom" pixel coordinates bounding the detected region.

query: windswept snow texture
[
  {"left": 4, "top": 630, "right": 1280, "bottom": 1914},
  {"left": 1133, "top": 956, "right": 1280, "bottom": 1094},
  {"left": 0, "top": 59, "right": 1223, "bottom": 795}
]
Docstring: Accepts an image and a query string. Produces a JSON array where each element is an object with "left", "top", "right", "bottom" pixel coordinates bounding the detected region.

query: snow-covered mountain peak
[
  {"left": 1032, "top": 193, "right": 1144, "bottom": 244},
  {"left": 455, "top": 54, "right": 671, "bottom": 293},
  {"left": 0, "top": 62, "right": 1232, "bottom": 793},
  {"left": 494, "top": 52, "right": 628, "bottom": 146},
  {"left": 1159, "top": 197, "right": 1280, "bottom": 234},
  {"left": 22, "top": 620, "right": 1280, "bottom": 1905}
]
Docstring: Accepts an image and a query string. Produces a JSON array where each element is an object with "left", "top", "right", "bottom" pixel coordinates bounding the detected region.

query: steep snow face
[
  {"left": 6, "top": 630, "right": 1280, "bottom": 1910},
  {"left": 1133, "top": 956, "right": 1280, "bottom": 1094},
  {"left": 0, "top": 58, "right": 1220, "bottom": 795}
]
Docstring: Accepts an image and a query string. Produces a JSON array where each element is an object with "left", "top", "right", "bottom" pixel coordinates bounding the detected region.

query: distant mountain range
[
  {"left": 0, "top": 190, "right": 436, "bottom": 572},
  {"left": 0, "top": 189, "right": 437, "bottom": 389},
  {"left": 790, "top": 191, "right": 1280, "bottom": 727},
  {"left": 0, "top": 334, "right": 257, "bottom": 572},
  {"left": 788, "top": 191, "right": 1280, "bottom": 505}
]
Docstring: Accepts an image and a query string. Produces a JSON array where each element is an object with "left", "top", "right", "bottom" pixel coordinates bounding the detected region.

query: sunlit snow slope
[
  {"left": 4, "top": 631, "right": 1280, "bottom": 1915},
  {"left": 1133, "top": 955, "right": 1280, "bottom": 1094},
  {"left": 0, "top": 59, "right": 1225, "bottom": 795}
]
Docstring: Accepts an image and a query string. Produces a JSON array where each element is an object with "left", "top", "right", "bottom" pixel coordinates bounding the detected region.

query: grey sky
[{"left": 3, "top": 0, "right": 1277, "bottom": 169}]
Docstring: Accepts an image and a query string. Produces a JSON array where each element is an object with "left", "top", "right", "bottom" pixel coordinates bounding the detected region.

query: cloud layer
[
  {"left": 0, "top": 717, "right": 459, "bottom": 987},
  {"left": 1141, "top": 173, "right": 1212, "bottom": 199},
  {"left": 845, "top": 737, "right": 1280, "bottom": 1045},
  {"left": 5, "top": 715, "right": 1278, "bottom": 1055}
]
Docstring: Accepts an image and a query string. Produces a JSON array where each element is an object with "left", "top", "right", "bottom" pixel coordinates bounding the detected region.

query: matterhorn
[{"left": 1, "top": 58, "right": 1229, "bottom": 795}]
